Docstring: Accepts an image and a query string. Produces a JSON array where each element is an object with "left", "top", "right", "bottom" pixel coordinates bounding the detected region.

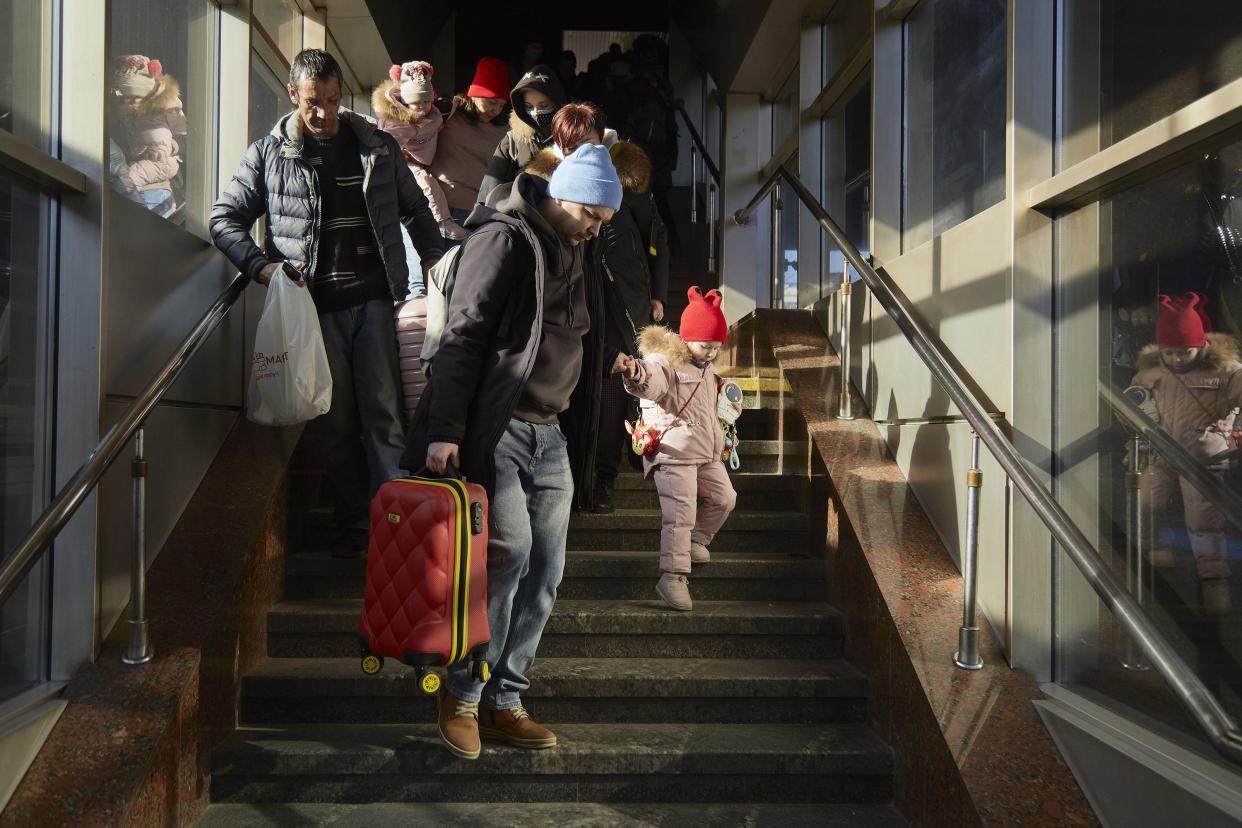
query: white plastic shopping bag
[{"left": 247, "top": 272, "right": 333, "bottom": 426}]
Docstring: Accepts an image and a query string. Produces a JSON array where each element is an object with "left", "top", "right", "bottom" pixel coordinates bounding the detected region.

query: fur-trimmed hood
[
  {"left": 136, "top": 74, "right": 181, "bottom": 117},
  {"left": 610, "top": 141, "right": 652, "bottom": 193},
  {"left": 523, "top": 141, "right": 651, "bottom": 193},
  {"left": 638, "top": 325, "right": 693, "bottom": 366},
  {"left": 372, "top": 79, "right": 423, "bottom": 126},
  {"left": 508, "top": 108, "right": 537, "bottom": 141},
  {"left": 1136, "top": 332, "right": 1240, "bottom": 371}
]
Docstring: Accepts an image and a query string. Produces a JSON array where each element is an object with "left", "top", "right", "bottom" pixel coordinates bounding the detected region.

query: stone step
[
  {"left": 196, "top": 801, "right": 908, "bottom": 827},
  {"left": 284, "top": 550, "right": 826, "bottom": 602},
  {"left": 209, "top": 722, "right": 894, "bottom": 805},
  {"left": 290, "top": 476, "right": 813, "bottom": 551},
  {"left": 267, "top": 599, "right": 845, "bottom": 660},
  {"left": 239, "top": 656, "right": 868, "bottom": 725},
  {"left": 567, "top": 510, "right": 807, "bottom": 552}
]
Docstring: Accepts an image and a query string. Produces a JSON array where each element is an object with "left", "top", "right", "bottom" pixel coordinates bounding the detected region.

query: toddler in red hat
[
  {"left": 1130, "top": 292, "right": 1241, "bottom": 614},
  {"left": 614, "top": 287, "right": 740, "bottom": 610}
]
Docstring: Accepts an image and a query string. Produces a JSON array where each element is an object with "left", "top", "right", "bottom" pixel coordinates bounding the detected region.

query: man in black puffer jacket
[{"left": 210, "top": 49, "right": 444, "bottom": 557}]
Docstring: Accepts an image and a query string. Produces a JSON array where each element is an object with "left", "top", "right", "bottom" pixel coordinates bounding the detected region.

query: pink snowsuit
[
  {"left": 623, "top": 327, "right": 737, "bottom": 575},
  {"left": 373, "top": 80, "right": 452, "bottom": 223},
  {"left": 1131, "top": 334, "right": 1242, "bottom": 581}
]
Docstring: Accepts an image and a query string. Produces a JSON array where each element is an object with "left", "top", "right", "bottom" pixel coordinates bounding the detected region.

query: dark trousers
[
  {"left": 595, "top": 371, "right": 632, "bottom": 487},
  {"left": 317, "top": 300, "right": 406, "bottom": 527}
]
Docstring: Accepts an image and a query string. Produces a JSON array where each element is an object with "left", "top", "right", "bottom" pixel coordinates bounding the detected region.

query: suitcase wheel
[
  {"left": 472, "top": 660, "right": 490, "bottom": 682},
  {"left": 361, "top": 655, "right": 384, "bottom": 675},
  {"left": 419, "top": 672, "right": 441, "bottom": 694}
]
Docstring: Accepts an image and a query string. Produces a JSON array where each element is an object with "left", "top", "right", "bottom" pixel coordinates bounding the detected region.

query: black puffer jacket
[
  {"left": 210, "top": 109, "right": 443, "bottom": 297},
  {"left": 477, "top": 66, "right": 566, "bottom": 204},
  {"left": 402, "top": 173, "right": 604, "bottom": 495}
]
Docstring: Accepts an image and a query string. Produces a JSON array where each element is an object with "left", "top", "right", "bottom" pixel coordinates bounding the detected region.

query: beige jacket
[{"left": 1132, "top": 333, "right": 1242, "bottom": 462}]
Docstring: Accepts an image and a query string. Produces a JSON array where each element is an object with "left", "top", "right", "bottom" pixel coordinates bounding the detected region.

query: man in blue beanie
[{"left": 402, "top": 143, "right": 621, "bottom": 759}]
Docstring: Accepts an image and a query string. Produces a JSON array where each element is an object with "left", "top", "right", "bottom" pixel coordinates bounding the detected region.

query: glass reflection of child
[
  {"left": 1131, "top": 293, "right": 1241, "bottom": 614},
  {"left": 109, "top": 55, "right": 185, "bottom": 218},
  {"left": 614, "top": 287, "right": 739, "bottom": 612}
]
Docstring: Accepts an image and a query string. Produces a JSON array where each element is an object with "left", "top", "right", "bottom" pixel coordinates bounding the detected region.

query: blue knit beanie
[{"left": 548, "top": 144, "right": 623, "bottom": 210}]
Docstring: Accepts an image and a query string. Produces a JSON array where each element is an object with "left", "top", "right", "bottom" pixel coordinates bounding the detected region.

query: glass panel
[
  {"left": 250, "top": 50, "right": 290, "bottom": 145},
  {"left": 0, "top": 0, "right": 48, "bottom": 148},
  {"left": 822, "top": 82, "right": 871, "bottom": 300},
  {"left": 0, "top": 169, "right": 52, "bottom": 701},
  {"left": 822, "top": 0, "right": 871, "bottom": 83},
  {"left": 253, "top": 0, "right": 302, "bottom": 62},
  {"left": 772, "top": 67, "right": 799, "bottom": 149},
  {"left": 776, "top": 154, "right": 799, "bottom": 308},
  {"left": 109, "top": 0, "right": 216, "bottom": 230},
  {"left": 1062, "top": 1, "right": 1242, "bottom": 170},
  {"left": 1056, "top": 136, "right": 1242, "bottom": 743},
  {"left": 902, "top": 0, "right": 1005, "bottom": 250}
]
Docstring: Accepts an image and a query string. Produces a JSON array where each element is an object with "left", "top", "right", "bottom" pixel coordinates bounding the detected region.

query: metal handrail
[
  {"left": 1101, "top": 381, "right": 1242, "bottom": 529},
  {"left": 0, "top": 274, "right": 249, "bottom": 613},
  {"left": 734, "top": 163, "right": 1242, "bottom": 764},
  {"left": 674, "top": 103, "right": 721, "bottom": 186}
]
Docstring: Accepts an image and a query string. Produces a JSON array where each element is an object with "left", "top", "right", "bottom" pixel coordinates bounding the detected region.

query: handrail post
[
  {"left": 707, "top": 182, "right": 718, "bottom": 274},
  {"left": 690, "top": 145, "right": 699, "bottom": 224},
  {"left": 771, "top": 192, "right": 783, "bottom": 307},
  {"left": 838, "top": 281, "right": 855, "bottom": 420},
  {"left": 122, "top": 428, "right": 152, "bottom": 666},
  {"left": 954, "top": 432, "right": 984, "bottom": 671},
  {"left": 1122, "top": 438, "right": 1151, "bottom": 671}
]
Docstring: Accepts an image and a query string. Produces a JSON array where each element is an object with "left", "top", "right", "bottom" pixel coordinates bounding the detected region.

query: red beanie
[
  {"left": 467, "top": 57, "right": 509, "bottom": 99},
  {"left": 1155, "top": 293, "right": 1207, "bottom": 348},
  {"left": 680, "top": 286, "right": 728, "bottom": 343}
]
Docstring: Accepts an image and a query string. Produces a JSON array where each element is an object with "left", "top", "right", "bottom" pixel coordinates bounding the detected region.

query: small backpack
[{"left": 419, "top": 243, "right": 464, "bottom": 375}]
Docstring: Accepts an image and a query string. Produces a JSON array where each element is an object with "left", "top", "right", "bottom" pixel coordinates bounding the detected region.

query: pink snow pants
[{"left": 652, "top": 461, "right": 737, "bottom": 575}]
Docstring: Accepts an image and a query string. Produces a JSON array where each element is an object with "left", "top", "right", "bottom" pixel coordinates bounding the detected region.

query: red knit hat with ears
[
  {"left": 680, "top": 286, "right": 728, "bottom": 342},
  {"left": 1156, "top": 293, "right": 1207, "bottom": 348}
]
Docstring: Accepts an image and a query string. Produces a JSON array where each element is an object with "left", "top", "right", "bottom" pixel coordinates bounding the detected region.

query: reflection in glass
[
  {"left": 821, "top": 82, "right": 870, "bottom": 301},
  {"left": 0, "top": 170, "right": 51, "bottom": 702},
  {"left": 109, "top": 0, "right": 214, "bottom": 227},
  {"left": 777, "top": 157, "right": 799, "bottom": 309},
  {"left": 1062, "top": 0, "right": 1242, "bottom": 169},
  {"left": 1061, "top": 139, "right": 1242, "bottom": 741},
  {"left": 0, "top": 0, "right": 47, "bottom": 148},
  {"left": 250, "top": 50, "right": 291, "bottom": 144},
  {"left": 772, "top": 67, "right": 799, "bottom": 149},
  {"left": 902, "top": 0, "right": 1005, "bottom": 250},
  {"left": 253, "top": 0, "right": 302, "bottom": 63}
]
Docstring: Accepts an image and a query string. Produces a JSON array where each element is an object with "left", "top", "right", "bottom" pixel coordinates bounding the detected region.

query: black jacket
[
  {"left": 210, "top": 109, "right": 443, "bottom": 297},
  {"left": 402, "top": 173, "right": 603, "bottom": 495},
  {"left": 599, "top": 142, "right": 670, "bottom": 360},
  {"left": 477, "top": 66, "right": 567, "bottom": 204}
]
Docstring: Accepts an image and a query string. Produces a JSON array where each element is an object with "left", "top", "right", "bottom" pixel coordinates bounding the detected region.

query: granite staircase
[{"left": 196, "top": 371, "right": 906, "bottom": 826}]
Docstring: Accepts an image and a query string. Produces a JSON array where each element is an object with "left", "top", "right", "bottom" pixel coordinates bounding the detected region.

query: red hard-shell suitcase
[
  {"left": 356, "top": 475, "right": 491, "bottom": 694},
  {"left": 394, "top": 297, "right": 429, "bottom": 417}
]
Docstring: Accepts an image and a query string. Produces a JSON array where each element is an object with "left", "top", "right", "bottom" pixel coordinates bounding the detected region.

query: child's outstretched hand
[{"left": 612, "top": 353, "right": 640, "bottom": 379}]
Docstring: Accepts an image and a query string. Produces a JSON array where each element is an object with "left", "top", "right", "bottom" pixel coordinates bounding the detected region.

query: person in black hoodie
[
  {"left": 476, "top": 64, "right": 566, "bottom": 203},
  {"left": 403, "top": 145, "right": 622, "bottom": 761},
  {"left": 524, "top": 104, "right": 671, "bottom": 513}
]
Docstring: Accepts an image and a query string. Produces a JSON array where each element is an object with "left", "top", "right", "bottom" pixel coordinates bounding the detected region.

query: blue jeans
[
  {"left": 317, "top": 300, "right": 406, "bottom": 527},
  {"left": 447, "top": 417, "right": 573, "bottom": 708},
  {"left": 135, "top": 188, "right": 175, "bottom": 218},
  {"left": 401, "top": 224, "right": 426, "bottom": 298}
]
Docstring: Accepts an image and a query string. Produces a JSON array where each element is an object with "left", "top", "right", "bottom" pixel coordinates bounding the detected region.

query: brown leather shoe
[
  {"left": 437, "top": 689, "right": 481, "bottom": 759},
  {"left": 478, "top": 706, "right": 557, "bottom": 749}
]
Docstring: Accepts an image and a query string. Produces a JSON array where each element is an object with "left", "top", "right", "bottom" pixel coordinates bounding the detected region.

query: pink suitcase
[{"left": 394, "top": 297, "right": 429, "bottom": 417}]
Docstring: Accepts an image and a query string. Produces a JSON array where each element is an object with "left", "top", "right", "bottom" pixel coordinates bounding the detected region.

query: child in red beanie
[
  {"left": 614, "top": 287, "right": 740, "bottom": 611},
  {"left": 1131, "top": 292, "right": 1241, "bottom": 614}
]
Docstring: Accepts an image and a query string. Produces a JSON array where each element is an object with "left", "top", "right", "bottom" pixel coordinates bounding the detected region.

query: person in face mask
[{"left": 476, "top": 64, "right": 566, "bottom": 204}]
